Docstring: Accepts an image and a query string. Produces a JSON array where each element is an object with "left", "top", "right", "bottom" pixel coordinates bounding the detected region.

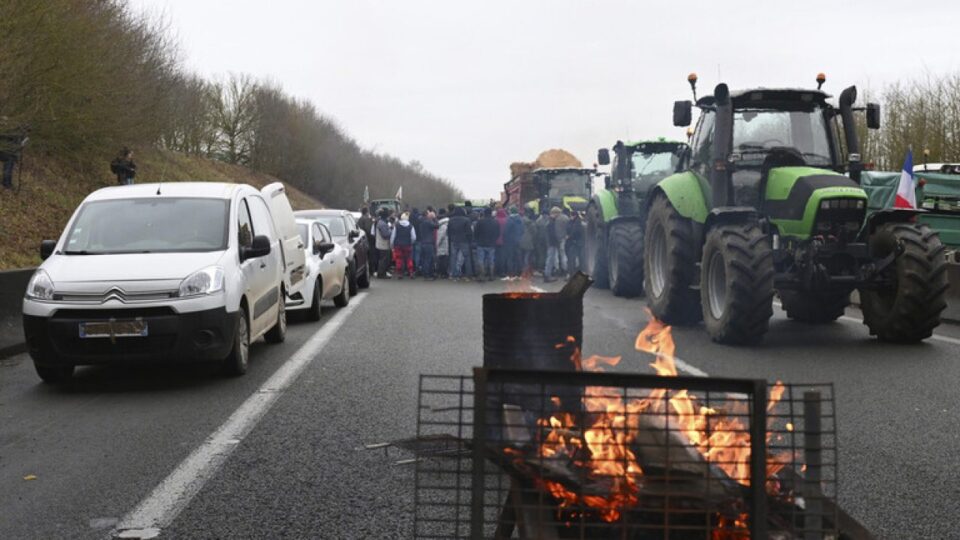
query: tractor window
[
  {"left": 691, "top": 111, "right": 715, "bottom": 168},
  {"left": 631, "top": 151, "right": 680, "bottom": 181},
  {"left": 732, "top": 109, "right": 832, "bottom": 166},
  {"left": 547, "top": 173, "right": 590, "bottom": 199}
]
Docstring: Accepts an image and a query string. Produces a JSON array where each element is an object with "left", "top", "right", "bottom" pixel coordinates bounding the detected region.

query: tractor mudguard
[
  {"left": 862, "top": 207, "right": 926, "bottom": 237},
  {"left": 650, "top": 172, "right": 709, "bottom": 224},
  {"left": 705, "top": 207, "right": 759, "bottom": 230},
  {"left": 592, "top": 190, "right": 618, "bottom": 222}
]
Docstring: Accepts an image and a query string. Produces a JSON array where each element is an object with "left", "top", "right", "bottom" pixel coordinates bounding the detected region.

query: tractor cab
[
  {"left": 530, "top": 167, "right": 593, "bottom": 213},
  {"left": 603, "top": 139, "right": 687, "bottom": 195}
]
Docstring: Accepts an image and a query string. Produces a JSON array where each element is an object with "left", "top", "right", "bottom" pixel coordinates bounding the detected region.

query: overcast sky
[{"left": 132, "top": 0, "right": 960, "bottom": 198}]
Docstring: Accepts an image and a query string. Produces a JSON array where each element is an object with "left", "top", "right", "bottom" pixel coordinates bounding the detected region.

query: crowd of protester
[{"left": 357, "top": 202, "right": 586, "bottom": 282}]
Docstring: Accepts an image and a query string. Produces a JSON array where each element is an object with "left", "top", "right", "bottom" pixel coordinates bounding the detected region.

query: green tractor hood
[{"left": 764, "top": 166, "right": 867, "bottom": 238}]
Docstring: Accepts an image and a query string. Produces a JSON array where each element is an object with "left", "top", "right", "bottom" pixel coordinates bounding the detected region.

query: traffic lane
[
  {"left": 0, "top": 301, "right": 348, "bottom": 540},
  {"left": 580, "top": 290, "right": 960, "bottom": 539},
  {"left": 164, "top": 279, "right": 490, "bottom": 539}
]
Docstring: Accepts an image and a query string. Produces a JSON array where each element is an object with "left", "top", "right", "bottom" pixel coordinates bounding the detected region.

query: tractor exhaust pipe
[
  {"left": 838, "top": 85, "right": 863, "bottom": 183},
  {"left": 711, "top": 83, "right": 734, "bottom": 208}
]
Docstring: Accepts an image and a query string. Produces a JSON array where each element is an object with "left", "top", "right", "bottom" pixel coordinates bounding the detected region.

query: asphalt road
[{"left": 1, "top": 278, "right": 959, "bottom": 539}]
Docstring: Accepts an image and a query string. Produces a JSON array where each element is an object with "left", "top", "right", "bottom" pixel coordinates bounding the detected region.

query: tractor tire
[
  {"left": 700, "top": 222, "right": 775, "bottom": 344},
  {"left": 780, "top": 290, "right": 849, "bottom": 323},
  {"left": 643, "top": 194, "right": 702, "bottom": 324},
  {"left": 585, "top": 202, "right": 609, "bottom": 289},
  {"left": 607, "top": 221, "right": 645, "bottom": 298},
  {"left": 859, "top": 222, "right": 948, "bottom": 343}
]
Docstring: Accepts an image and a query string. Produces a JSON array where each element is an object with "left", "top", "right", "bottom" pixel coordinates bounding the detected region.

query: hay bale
[{"left": 534, "top": 149, "right": 582, "bottom": 169}]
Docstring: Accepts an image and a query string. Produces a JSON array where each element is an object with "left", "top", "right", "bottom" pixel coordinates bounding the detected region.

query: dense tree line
[
  {"left": 0, "top": 0, "right": 462, "bottom": 208},
  {"left": 859, "top": 73, "right": 960, "bottom": 170}
]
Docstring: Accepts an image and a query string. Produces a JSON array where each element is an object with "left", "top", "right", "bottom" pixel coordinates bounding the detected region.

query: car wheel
[
  {"left": 348, "top": 260, "right": 359, "bottom": 295},
  {"left": 334, "top": 272, "right": 351, "bottom": 307},
  {"left": 264, "top": 288, "right": 287, "bottom": 344},
  {"left": 223, "top": 305, "right": 250, "bottom": 376},
  {"left": 307, "top": 278, "right": 322, "bottom": 322},
  {"left": 34, "top": 360, "right": 74, "bottom": 384},
  {"left": 357, "top": 256, "right": 371, "bottom": 289}
]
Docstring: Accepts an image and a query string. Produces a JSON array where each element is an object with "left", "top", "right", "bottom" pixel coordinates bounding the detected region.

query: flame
[
  {"left": 530, "top": 313, "right": 790, "bottom": 529},
  {"left": 632, "top": 311, "right": 788, "bottom": 487}
]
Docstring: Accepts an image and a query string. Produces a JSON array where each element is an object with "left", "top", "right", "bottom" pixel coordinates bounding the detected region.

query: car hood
[{"left": 42, "top": 251, "right": 228, "bottom": 284}]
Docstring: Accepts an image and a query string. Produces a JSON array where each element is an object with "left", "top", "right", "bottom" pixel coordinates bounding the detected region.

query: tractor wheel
[
  {"left": 607, "top": 221, "right": 644, "bottom": 297},
  {"left": 700, "top": 222, "right": 775, "bottom": 344},
  {"left": 780, "top": 290, "right": 849, "bottom": 323},
  {"left": 859, "top": 222, "right": 948, "bottom": 343},
  {"left": 585, "top": 202, "right": 609, "bottom": 289},
  {"left": 643, "top": 194, "right": 702, "bottom": 324}
]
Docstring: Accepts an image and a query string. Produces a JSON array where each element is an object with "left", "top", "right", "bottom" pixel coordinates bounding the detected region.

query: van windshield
[{"left": 64, "top": 198, "right": 230, "bottom": 254}]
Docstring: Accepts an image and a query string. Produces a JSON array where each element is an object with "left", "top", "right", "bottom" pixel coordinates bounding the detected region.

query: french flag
[{"left": 894, "top": 150, "right": 917, "bottom": 209}]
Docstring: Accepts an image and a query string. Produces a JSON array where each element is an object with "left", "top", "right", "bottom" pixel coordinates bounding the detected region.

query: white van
[{"left": 22, "top": 182, "right": 296, "bottom": 383}]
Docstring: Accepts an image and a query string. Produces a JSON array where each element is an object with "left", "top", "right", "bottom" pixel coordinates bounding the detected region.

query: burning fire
[{"left": 527, "top": 310, "right": 789, "bottom": 531}]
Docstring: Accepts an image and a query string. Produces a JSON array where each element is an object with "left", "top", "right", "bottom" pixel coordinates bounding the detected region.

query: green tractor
[
  {"left": 645, "top": 75, "right": 948, "bottom": 344},
  {"left": 585, "top": 139, "right": 688, "bottom": 296}
]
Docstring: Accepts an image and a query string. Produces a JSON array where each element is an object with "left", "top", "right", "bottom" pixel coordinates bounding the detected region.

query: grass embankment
[{"left": 0, "top": 149, "right": 324, "bottom": 270}]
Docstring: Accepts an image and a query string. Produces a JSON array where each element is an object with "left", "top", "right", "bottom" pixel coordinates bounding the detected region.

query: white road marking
[
  {"left": 530, "top": 286, "right": 546, "bottom": 293},
  {"left": 591, "top": 307, "right": 710, "bottom": 377},
  {"left": 773, "top": 300, "right": 960, "bottom": 346},
  {"left": 112, "top": 294, "right": 366, "bottom": 539}
]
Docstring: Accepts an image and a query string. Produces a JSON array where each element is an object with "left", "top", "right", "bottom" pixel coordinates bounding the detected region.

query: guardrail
[{"left": 0, "top": 268, "right": 33, "bottom": 358}]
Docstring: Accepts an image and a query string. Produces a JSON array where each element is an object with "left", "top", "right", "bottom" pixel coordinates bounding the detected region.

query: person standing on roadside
[
  {"left": 544, "top": 207, "right": 562, "bottom": 282},
  {"left": 436, "top": 208, "right": 450, "bottom": 278},
  {"left": 475, "top": 207, "right": 500, "bottom": 281},
  {"left": 391, "top": 212, "right": 417, "bottom": 279},
  {"left": 410, "top": 208, "right": 422, "bottom": 276},
  {"left": 519, "top": 208, "right": 536, "bottom": 276},
  {"left": 494, "top": 207, "right": 508, "bottom": 277},
  {"left": 375, "top": 209, "right": 394, "bottom": 278},
  {"left": 110, "top": 147, "right": 137, "bottom": 185},
  {"left": 565, "top": 211, "right": 585, "bottom": 274},
  {"left": 555, "top": 207, "right": 571, "bottom": 277},
  {"left": 503, "top": 207, "right": 524, "bottom": 277},
  {"left": 418, "top": 210, "right": 439, "bottom": 280},
  {"left": 447, "top": 207, "right": 474, "bottom": 281},
  {"left": 534, "top": 208, "right": 550, "bottom": 274},
  {"left": 357, "top": 207, "right": 375, "bottom": 276},
  {"left": 0, "top": 121, "right": 28, "bottom": 190}
]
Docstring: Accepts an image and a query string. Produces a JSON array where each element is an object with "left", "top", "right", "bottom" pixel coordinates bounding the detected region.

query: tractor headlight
[
  {"left": 25, "top": 270, "right": 55, "bottom": 301},
  {"left": 178, "top": 266, "right": 225, "bottom": 297}
]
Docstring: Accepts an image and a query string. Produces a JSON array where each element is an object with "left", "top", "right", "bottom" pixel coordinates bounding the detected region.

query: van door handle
[{"left": 259, "top": 262, "right": 266, "bottom": 269}]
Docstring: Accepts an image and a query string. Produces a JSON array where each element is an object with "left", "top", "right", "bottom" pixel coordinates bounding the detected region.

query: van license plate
[{"left": 79, "top": 320, "right": 148, "bottom": 339}]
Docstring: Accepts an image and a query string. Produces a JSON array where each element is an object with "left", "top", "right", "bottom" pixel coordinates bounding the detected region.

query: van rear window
[{"left": 64, "top": 198, "right": 230, "bottom": 254}]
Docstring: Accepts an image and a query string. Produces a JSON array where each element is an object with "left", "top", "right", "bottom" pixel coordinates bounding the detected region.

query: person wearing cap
[{"left": 544, "top": 207, "right": 563, "bottom": 282}]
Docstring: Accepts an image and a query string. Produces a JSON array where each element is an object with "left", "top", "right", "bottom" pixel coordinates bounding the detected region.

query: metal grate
[{"left": 413, "top": 369, "right": 837, "bottom": 539}]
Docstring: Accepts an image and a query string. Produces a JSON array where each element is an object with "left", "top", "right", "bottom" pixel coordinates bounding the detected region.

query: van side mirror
[
  {"left": 40, "top": 240, "right": 56, "bottom": 260},
  {"left": 348, "top": 229, "right": 360, "bottom": 240},
  {"left": 866, "top": 102, "right": 881, "bottom": 129},
  {"left": 597, "top": 148, "right": 610, "bottom": 166},
  {"left": 673, "top": 100, "right": 693, "bottom": 127},
  {"left": 315, "top": 242, "right": 335, "bottom": 256},
  {"left": 241, "top": 235, "right": 271, "bottom": 261}
]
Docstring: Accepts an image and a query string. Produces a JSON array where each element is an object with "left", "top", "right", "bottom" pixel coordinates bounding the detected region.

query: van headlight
[
  {"left": 178, "top": 266, "right": 225, "bottom": 297},
  {"left": 25, "top": 270, "right": 55, "bottom": 301}
]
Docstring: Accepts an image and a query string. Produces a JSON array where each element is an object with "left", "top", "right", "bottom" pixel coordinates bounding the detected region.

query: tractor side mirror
[
  {"left": 866, "top": 103, "right": 881, "bottom": 129},
  {"left": 597, "top": 148, "right": 610, "bottom": 166},
  {"left": 673, "top": 101, "right": 692, "bottom": 127},
  {"left": 40, "top": 240, "right": 56, "bottom": 260}
]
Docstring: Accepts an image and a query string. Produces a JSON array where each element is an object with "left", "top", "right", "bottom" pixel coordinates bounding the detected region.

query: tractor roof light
[
  {"left": 688, "top": 72, "right": 698, "bottom": 100},
  {"left": 817, "top": 72, "right": 826, "bottom": 90}
]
